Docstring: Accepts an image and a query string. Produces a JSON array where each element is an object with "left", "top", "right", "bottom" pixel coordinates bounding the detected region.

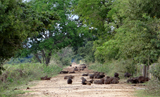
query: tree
[
  {"left": 74, "top": 0, "right": 113, "bottom": 37},
  {"left": 94, "top": 0, "right": 160, "bottom": 77},
  {"left": 0, "top": 0, "right": 49, "bottom": 73},
  {"left": 17, "top": 0, "right": 91, "bottom": 66}
]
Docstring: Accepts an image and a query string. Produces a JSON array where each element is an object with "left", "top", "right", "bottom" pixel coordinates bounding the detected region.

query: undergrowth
[{"left": 0, "top": 63, "right": 63, "bottom": 97}]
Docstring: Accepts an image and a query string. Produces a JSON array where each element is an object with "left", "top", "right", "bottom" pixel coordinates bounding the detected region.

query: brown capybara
[
  {"left": 114, "top": 72, "right": 120, "bottom": 80},
  {"left": 94, "top": 72, "right": 100, "bottom": 78},
  {"left": 96, "top": 74, "right": 105, "bottom": 79},
  {"left": 45, "top": 77, "right": 51, "bottom": 80},
  {"left": 106, "top": 76, "right": 110, "bottom": 79},
  {"left": 81, "top": 77, "right": 87, "bottom": 85},
  {"left": 85, "top": 81, "right": 91, "bottom": 85},
  {"left": 89, "top": 74, "right": 95, "bottom": 79},
  {"left": 67, "top": 78, "right": 72, "bottom": 84},
  {"left": 40, "top": 75, "right": 48, "bottom": 80},
  {"left": 89, "top": 79, "right": 94, "bottom": 83},
  {"left": 69, "top": 71, "right": 75, "bottom": 73},
  {"left": 111, "top": 77, "right": 119, "bottom": 84},
  {"left": 138, "top": 76, "right": 150, "bottom": 83},
  {"left": 124, "top": 72, "right": 132, "bottom": 78},
  {"left": 104, "top": 77, "right": 113, "bottom": 84},
  {"left": 74, "top": 67, "right": 78, "bottom": 71},
  {"left": 64, "top": 75, "right": 74, "bottom": 79},
  {"left": 41, "top": 76, "right": 51, "bottom": 80},
  {"left": 79, "top": 68, "right": 84, "bottom": 71},
  {"left": 127, "top": 78, "right": 139, "bottom": 84},
  {"left": 80, "top": 64, "right": 87, "bottom": 69},
  {"left": 145, "top": 77, "right": 150, "bottom": 81},
  {"left": 94, "top": 78, "right": 104, "bottom": 84},
  {"left": 82, "top": 73, "right": 88, "bottom": 76},
  {"left": 81, "top": 65, "right": 86, "bottom": 69},
  {"left": 114, "top": 72, "right": 119, "bottom": 77},
  {"left": 59, "top": 71, "right": 68, "bottom": 74}
]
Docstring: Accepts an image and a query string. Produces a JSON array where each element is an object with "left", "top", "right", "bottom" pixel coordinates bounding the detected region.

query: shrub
[
  {"left": 145, "top": 78, "right": 160, "bottom": 96},
  {"left": 150, "top": 63, "right": 160, "bottom": 80},
  {"left": 89, "top": 59, "right": 137, "bottom": 77}
]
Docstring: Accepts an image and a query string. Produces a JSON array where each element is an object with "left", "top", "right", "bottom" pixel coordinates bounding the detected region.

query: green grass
[
  {"left": 89, "top": 61, "right": 160, "bottom": 97},
  {"left": 136, "top": 90, "right": 160, "bottom": 97},
  {"left": 0, "top": 63, "right": 63, "bottom": 97}
]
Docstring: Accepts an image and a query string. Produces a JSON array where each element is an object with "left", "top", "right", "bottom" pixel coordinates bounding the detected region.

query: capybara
[
  {"left": 40, "top": 76, "right": 51, "bottom": 80},
  {"left": 124, "top": 72, "right": 132, "bottom": 78},
  {"left": 96, "top": 74, "right": 105, "bottom": 79},
  {"left": 89, "top": 74, "right": 95, "bottom": 79},
  {"left": 64, "top": 75, "right": 74, "bottom": 79},
  {"left": 114, "top": 72, "right": 120, "bottom": 80},
  {"left": 138, "top": 76, "right": 150, "bottom": 83},
  {"left": 69, "top": 71, "right": 75, "bottom": 73},
  {"left": 89, "top": 79, "right": 94, "bottom": 83},
  {"left": 114, "top": 72, "right": 119, "bottom": 77},
  {"left": 59, "top": 71, "right": 68, "bottom": 74},
  {"left": 67, "top": 78, "right": 72, "bottom": 84},
  {"left": 81, "top": 77, "right": 87, "bottom": 85},
  {"left": 85, "top": 81, "right": 91, "bottom": 85},
  {"left": 74, "top": 67, "right": 78, "bottom": 71},
  {"left": 104, "top": 77, "right": 113, "bottom": 84},
  {"left": 94, "top": 78, "right": 104, "bottom": 84},
  {"left": 127, "top": 78, "right": 139, "bottom": 84},
  {"left": 111, "top": 77, "right": 119, "bottom": 84},
  {"left": 82, "top": 73, "right": 88, "bottom": 76}
]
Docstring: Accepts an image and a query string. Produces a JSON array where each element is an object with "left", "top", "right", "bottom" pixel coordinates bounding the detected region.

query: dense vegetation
[{"left": 1, "top": 0, "right": 160, "bottom": 96}]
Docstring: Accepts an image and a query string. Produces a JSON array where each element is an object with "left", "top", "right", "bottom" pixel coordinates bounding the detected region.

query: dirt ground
[{"left": 20, "top": 63, "right": 145, "bottom": 97}]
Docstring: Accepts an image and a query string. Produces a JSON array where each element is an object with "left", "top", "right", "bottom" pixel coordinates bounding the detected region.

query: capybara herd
[{"left": 40, "top": 64, "right": 150, "bottom": 85}]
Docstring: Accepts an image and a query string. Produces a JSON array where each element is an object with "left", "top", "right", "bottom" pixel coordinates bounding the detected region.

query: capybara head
[{"left": 67, "top": 78, "right": 72, "bottom": 84}]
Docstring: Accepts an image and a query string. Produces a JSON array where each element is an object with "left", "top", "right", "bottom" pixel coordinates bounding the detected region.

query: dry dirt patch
[{"left": 19, "top": 65, "right": 143, "bottom": 97}]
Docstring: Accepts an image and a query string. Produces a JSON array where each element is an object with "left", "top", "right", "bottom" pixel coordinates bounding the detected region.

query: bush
[
  {"left": 145, "top": 78, "right": 160, "bottom": 96},
  {"left": 89, "top": 62, "right": 110, "bottom": 74},
  {"left": 150, "top": 63, "right": 160, "bottom": 80},
  {"left": 89, "top": 59, "right": 137, "bottom": 77}
]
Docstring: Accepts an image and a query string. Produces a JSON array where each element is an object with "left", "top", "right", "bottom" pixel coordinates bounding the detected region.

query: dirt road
[{"left": 20, "top": 64, "right": 144, "bottom": 97}]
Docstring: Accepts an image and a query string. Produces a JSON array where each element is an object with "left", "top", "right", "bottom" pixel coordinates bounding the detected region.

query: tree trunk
[
  {"left": 45, "top": 51, "right": 52, "bottom": 66},
  {"left": 143, "top": 65, "right": 146, "bottom": 78},
  {"left": 33, "top": 53, "right": 42, "bottom": 63},
  {"left": 41, "top": 50, "right": 46, "bottom": 64}
]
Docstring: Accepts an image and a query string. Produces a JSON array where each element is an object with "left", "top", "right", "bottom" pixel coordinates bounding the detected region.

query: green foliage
[
  {"left": 74, "top": 41, "right": 95, "bottom": 63},
  {"left": 92, "top": 0, "right": 160, "bottom": 66},
  {"left": 74, "top": 0, "right": 112, "bottom": 37},
  {"left": 150, "top": 63, "right": 160, "bottom": 80},
  {"left": 89, "top": 62, "right": 110, "bottom": 74},
  {"left": 55, "top": 47, "right": 74, "bottom": 66},
  {"left": 0, "top": 0, "right": 30, "bottom": 64},
  {"left": 89, "top": 59, "right": 137, "bottom": 78},
  {"left": 17, "top": 0, "right": 91, "bottom": 65}
]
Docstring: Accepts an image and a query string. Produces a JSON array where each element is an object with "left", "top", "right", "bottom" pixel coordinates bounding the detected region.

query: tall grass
[
  {"left": 89, "top": 59, "right": 160, "bottom": 97},
  {"left": 89, "top": 59, "right": 138, "bottom": 77},
  {"left": 0, "top": 63, "right": 63, "bottom": 97}
]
